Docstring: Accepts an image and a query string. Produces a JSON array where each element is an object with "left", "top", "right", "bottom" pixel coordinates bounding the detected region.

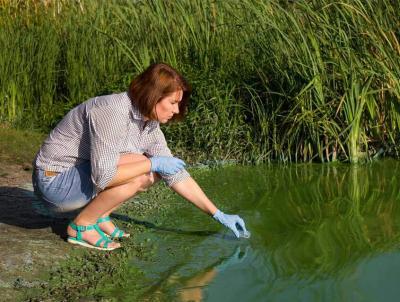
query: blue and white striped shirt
[{"left": 34, "top": 91, "right": 190, "bottom": 191}]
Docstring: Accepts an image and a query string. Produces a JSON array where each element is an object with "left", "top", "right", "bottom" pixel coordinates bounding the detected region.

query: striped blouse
[{"left": 34, "top": 91, "right": 190, "bottom": 192}]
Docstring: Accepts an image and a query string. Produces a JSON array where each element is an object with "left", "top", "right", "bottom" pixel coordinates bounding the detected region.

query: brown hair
[{"left": 128, "top": 63, "right": 191, "bottom": 121}]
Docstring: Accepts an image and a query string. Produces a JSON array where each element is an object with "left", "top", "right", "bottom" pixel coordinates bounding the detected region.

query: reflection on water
[
  {"left": 123, "top": 160, "right": 400, "bottom": 301},
  {"left": 177, "top": 246, "right": 250, "bottom": 302},
  {"left": 178, "top": 268, "right": 216, "bottom": 302},
  {"left": 251, "top": 162, "right": 400, "bottom": 280}
]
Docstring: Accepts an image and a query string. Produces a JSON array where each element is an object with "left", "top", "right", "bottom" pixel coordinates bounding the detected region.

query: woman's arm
[
  {"left": 172, "top": 177, "right": 249, "bottom": 238},
  {"left": 171, "top": 177, "right": 218, "bottom": 215},
  {"left": 107, "top": 156, "right": 186, "bottom": 188},
  {"left": 145, "top": 126, "right": 191, "bottom": 187}
]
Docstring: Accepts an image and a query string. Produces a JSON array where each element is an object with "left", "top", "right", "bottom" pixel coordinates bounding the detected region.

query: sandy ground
[{"left": 0, "top": 164, "right": 70, "bottom": 301}]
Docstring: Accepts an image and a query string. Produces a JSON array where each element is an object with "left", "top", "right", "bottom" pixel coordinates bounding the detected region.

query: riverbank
[
  {"left": 28, "top": 182, "right": 184, "bottom": 301},
  {"left": 0, "top": 162, "right": 184, "bottom": 301},
  {"left": 0, "top": 161, "right": 68, "bottom": 301},
  {"left": 0, "top": 127, "right": 62, "bottom": 300},
  {"left": 0, "top": 127, "right": 216, "bottom": 301}
]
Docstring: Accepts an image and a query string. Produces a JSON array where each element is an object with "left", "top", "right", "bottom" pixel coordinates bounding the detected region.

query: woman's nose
[{"left": 173, "top": 104, "right": 180, "bottom": 114}]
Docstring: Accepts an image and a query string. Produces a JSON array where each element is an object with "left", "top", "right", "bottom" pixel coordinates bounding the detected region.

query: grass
[
  {"left": 1, "top": 0, "right": 400, "bottom": 163},
  {"left": 0, "top": 125, "right": 45, "bottom": 166}
]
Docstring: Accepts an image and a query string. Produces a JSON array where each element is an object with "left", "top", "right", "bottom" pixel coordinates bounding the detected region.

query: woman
[{"left": 32, "top": 63, "right": 248, "bottom": 251}]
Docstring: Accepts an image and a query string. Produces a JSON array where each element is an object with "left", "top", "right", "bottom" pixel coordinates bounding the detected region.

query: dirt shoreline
[
  {"left": 0, "top": 161, "right": 183, "bottom": 301},
  {"left": 0, "top": 163, "right": 71, "bottom": 301}
]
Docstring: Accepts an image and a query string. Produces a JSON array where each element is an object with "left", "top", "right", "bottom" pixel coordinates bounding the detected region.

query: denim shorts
[{"left": 32, "top": 161, "right": 96, "bottom": 216}]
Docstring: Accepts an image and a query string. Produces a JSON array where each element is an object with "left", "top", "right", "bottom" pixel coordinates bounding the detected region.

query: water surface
[{"left": 115, "top": 160, "right": 400, "bottom": 301}]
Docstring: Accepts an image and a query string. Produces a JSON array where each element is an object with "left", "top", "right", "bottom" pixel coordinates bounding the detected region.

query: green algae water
[{"left": 108, "top": 160, "right": 400, "bottom": 301}]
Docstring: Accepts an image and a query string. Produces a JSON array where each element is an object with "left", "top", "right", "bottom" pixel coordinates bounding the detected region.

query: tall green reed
[
  {"left": 0, "top": 9, "right": 59, "bottom": 127},
  {"left": 0, "top": 0, "right": 399, "bottom": 163}
]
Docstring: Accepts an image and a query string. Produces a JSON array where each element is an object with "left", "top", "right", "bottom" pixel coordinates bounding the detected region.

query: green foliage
[
  {"left": 1, "top": 0, "right": 400, "bottom": 163},
  {"left": 0, "top": 126, "right": 45, "bottom": 165}
]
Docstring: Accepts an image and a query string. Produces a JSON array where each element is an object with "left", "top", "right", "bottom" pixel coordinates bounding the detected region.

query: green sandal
[
  {"left": 97, "top": 216, "right": 130, "bottom": 239},
  {"left": 67, "top": 222, "right": 119, "bottom": 251}
]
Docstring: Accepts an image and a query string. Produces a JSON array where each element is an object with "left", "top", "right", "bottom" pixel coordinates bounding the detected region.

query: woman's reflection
[{"left": 178, "top": 246, "right": 249, "bottom": 302}]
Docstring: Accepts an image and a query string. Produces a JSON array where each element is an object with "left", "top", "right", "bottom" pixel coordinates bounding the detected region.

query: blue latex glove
[
  {"left": 149, "top": 156, "right": 186, "bottom": 175},
  {"left": 213, "top": 209, "right": 250, "bottom": 238}
]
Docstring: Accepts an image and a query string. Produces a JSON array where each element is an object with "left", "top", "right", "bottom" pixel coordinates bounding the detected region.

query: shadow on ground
[
  {"left": 0, "top": 186, "right": 69, "bottom": 238},
  {"left": 112, "top": 212, "right": 218, "bottom": 238}
]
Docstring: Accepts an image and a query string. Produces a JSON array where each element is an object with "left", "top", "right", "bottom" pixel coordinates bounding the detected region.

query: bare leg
[
  {"left": 67, "top": 154, "right": 159, "bottom": 248},
  {"left": 98, "top": 171, "right": 160, "bottom": 237}
]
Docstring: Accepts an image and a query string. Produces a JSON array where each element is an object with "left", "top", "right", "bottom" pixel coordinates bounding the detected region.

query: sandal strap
[
  {"left": 93, "top": 224, "right": 108, "bottom": 239},
  {"left": 97, "top": 216, "right": 126, "bottom": 238},
  {"left": 69, "top": 222, "right": 97, "bottom": 232},
  {"left": 111, "top": 227, "right": 124, "bottom": 239},
  {"left": 69, "top": 221, "right": 108, "bottom": 241},
  {"left": 97, "top": 216, "right": 111, "bottom": 224},
  {"left": 95, "top": 237, "right": 111, "bottom": 248}
]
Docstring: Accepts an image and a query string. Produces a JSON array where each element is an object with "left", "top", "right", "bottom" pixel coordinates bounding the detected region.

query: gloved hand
[
  {"left": 213, "top": 209, "right": 250, "bottom": 238},
  {"left": 149, "top": 156, "right": 186, "bottom": 175}
]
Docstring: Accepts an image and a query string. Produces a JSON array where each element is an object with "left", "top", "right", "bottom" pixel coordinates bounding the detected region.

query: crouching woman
[{"left": 32, "top": 63, "right": 248, "bottom": 251}]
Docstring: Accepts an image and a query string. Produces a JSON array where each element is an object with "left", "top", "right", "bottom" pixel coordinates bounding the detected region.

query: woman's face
[{"left": 154, "top": 90, "right": 183, "bottom": 123}]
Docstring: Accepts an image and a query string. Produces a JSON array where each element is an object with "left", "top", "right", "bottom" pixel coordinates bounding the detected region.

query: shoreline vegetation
[{"left": 1, "top": 0, "right": 399, "bottom": 164}]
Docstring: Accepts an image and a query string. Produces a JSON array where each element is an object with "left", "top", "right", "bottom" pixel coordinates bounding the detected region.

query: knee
[{"left": 132, "top": 172, "right": 160, "bottom": 192}]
